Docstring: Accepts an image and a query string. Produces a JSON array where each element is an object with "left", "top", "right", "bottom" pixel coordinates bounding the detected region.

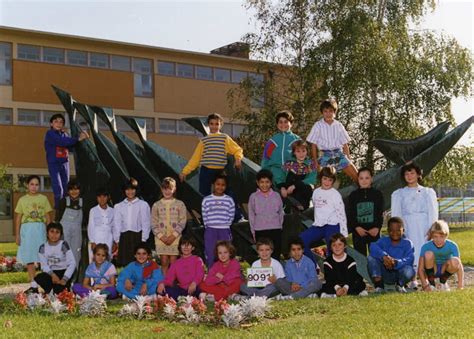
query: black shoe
[{"left": 24, "top": 287, "right": 39, "bottom": 294}]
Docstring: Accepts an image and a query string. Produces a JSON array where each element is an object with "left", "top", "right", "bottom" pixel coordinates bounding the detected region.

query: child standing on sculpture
[
  {"left": 202, "top": 172, "right": 235, "bottom": 267},
  {"left": 261, "top": 111, "right": 300, "bottom": 187},
  {"left": 151, "top": 177, "right": 187, "bottom": 274},
  {"left": 391, "top": 162, "right": 438, "bottom": 282},
  {"left": 15, "top": 175, "right": 53, "bottom": 293},
  {"left": 248, "top": 169, "right": 284, "bottom": 259},
  {"left": 347, "top": 167, "right": 384, "bottom": 256},
  {"left": 44, "top": 113, "right": 88, "bottom": 209},
  {"left": 281, "top": 140, "right": 317, "bottom": 210},
  {"left": 57, "top": 180, "right": 83, "bottom": 270},
  {"left": 306, "top": 99, "right": 358, "bottom": 182}
]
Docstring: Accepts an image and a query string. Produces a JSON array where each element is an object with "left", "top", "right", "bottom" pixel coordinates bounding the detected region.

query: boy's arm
[
  {"left": 181, "top": 141, "right": 204, "bottom": 177},
  {"left": 369, "top": 239, "right": 387, "bottom": 260},
  {"left": 342, "top": 143, "right": 351, "bottom": 158},
  {"left": 117, "top": 263, "right": 133, "bottom": 285},
  {"left": 261, "top": 139, "right": 276, "bottom": 168},
  {"left": 146, "top": 268, "right": 164, "bottom": 292},
  {"left": 46, "top": 130, "right": 80, "bottom": 148},
  {"left": 225, "top": 135, "right": 243, "bottom": 160},
  {"left": 394, "top": 242, "right": 415, "bottom": 269},
  {"left": 310, "top": 143, "right": 319, "bottom": 168},
  {"left": 63, "top": 245, "right": 76, "bottom": 281},
  {"left": 302, "top": 164, "right": 317, "bottom": 186}
]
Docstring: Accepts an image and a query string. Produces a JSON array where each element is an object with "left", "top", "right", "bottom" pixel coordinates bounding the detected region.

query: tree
[{"left": 230, "top": 0, "right": 473, "bottom": 179}]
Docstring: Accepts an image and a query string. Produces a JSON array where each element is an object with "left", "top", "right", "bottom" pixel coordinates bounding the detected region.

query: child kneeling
[
  {"left": 117, "top": 243, "right": 163, "bottom": 299},
  {"left": 419, "top": 220, "right": 463, "bottom": 292},
  {"left": 34, "top": 223, "right": 76, "bottom": 294},
  {"left": 368, "top": 217, "right": 415, "bottom": 293},
  {"left": 274, "top": 237, "right": 321, "bottom": 299},
  {"left": 73, "top": 244, "right": 118, "bottom": 299}
]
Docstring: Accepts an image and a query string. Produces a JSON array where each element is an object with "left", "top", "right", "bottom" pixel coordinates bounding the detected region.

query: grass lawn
[{"left": 0, "top": 288, "right": 473, "bottom": 337}]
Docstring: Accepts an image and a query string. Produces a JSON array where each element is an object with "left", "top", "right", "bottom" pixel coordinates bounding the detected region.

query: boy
[
  {"left": 368, "top": 217, "right": 415, "bottom": 293},
  {"left": 239, "top": 238, "right": 285, "bottom": 298},
  {"left": 274, "top": 237, "right": 321, "bottom": 300},
  {"left": 34, "top": 222, "right": 76, "bottom": 294},
  {"left": 306, "top": 99, "right": 358, "bottom": 182},
  {"left": 248, "top": 169, "right": 284, "bottom": 259},
  {"left": 281, "top": 140, "right": 317, "bottom": 210},
  {"left": 44, "top": 113, "right": 88, "bottom": 209},
  {"left": 88, "top": 188, "right": 116, "bottom": 259},
  {"left": 261, "top": 111, "right": 301, "bottom": 187},
  {"left": 419, "top": 220, "right": 463, "bottom": 292}
]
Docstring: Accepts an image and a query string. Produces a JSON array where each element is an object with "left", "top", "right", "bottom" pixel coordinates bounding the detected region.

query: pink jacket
[
  {"left": 163, "top": 255, "right": 205, "bottom": 289},
  {"left": 204, "top": 259, "right": 242, "bottom": 285}
]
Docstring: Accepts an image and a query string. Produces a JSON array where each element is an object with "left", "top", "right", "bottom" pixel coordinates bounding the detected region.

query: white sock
[{"left": 30, "top": 281, "right": 38, "bottom": 288}]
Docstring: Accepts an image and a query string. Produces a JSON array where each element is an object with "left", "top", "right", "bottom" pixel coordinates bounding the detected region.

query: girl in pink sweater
[
  {"left": 157, "top": 236, "right": 205, "bottom": 300},
  {"left": 199, "top": 240, "right": 243, "bottom": 301}
]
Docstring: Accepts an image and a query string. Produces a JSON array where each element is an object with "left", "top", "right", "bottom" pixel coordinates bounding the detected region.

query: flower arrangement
[
  {"left": 78, "top": 290, "right": 107, "bottom": 316},
  {"left": 57, "top": 290, "right": 76, "bottom": 313},
  {"left": 14, "top": 291, "right": 73, "bottom": 314},
  {"left": 0, "top": 255, "right": 26, "bottom": 273}
]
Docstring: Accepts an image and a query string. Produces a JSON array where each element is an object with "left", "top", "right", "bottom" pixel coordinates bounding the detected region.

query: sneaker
[
  {"left": 206, "top": 294, "right": 215, "bottom": 302},
  {"left": 320, "top": 292, "right": 336, "bottom": 299},
  {"left": 407, "top": 280, "right": 419, "bottom": 290},
  {"left": 359, "top": 290, "right": 369, "bottom": 297},
  {"left": 308, "top": 293, "right": 318, "bottom": 299},
  {"left": 231, "top": 294, "right": 248, "bottom": 301},
  {"left": 374, "top": 287, "right": 384, "bottom": 293},
  {"left": 278, "top": 295, "right": 294, "bottom": 301},
  {"left": 396, "top": 285, "right": 408, "bottom": 293},
  {"left": 199, "top": 292, "right": 207, "bottom": 300},
  {"left": 24, "top": 287, "right": 39, "bottom": 294},
  {"left": 438, "top": 282, "right": 451, "bottom": 292}
]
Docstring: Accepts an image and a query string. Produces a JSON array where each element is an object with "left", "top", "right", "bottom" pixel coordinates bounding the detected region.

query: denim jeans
[
  {"left": 240, "top": 282, "right": 279, "bottom": 298},
  {"left": 367, "top": 255, "right": 415, "bottom": 286},
  {"left": 274, "top": 278, "right": 322, "bottom": 299}
]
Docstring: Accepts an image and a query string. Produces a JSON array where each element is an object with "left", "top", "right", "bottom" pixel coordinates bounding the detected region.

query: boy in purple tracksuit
[{"left": 44, "top": 113, "right": 88, "bottom": 208}]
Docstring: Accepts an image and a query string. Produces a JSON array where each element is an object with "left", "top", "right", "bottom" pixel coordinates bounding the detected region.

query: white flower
[
  {"left": 49, "top": 299, "right": 66, "bottom": 314},
  {"left": 118, "top": 304, "right": 137, "bottom": 317},
  {"left": 26, "top": 293, "right": 47, "bottom": 310},
  {"left": 178, "top": 295, "right": 194, "bottom": 306},
  {"left": 13, "top": 262, "right": 24, "bottom": 272},
  {"left": 239, "top": 295, "right": 271, "bottom": 319},
  {"left": 163, "top": 304, "right": 176, "bottom": 319},
  {"left": 133, "top": 295, "right": 151, "bottom": 319},
  {"left": 222, "top": 304, "right": 243, "bottom": 328},
  {"left": 179, "top": 305, "right": 200, "bottom": 324},
  {"left": 78, "top": 290, "right": 107, "bottom": 316}
]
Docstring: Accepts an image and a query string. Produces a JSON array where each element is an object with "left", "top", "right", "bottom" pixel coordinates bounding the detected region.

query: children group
[{"left": 13, "top": 98, "right": 463, "bottom": 303}]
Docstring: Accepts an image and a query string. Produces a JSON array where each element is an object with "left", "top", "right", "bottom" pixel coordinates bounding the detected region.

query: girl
[
  {"left": 57, "top": 180, "right": 83, "bottom": 269},
  {"left": 347, "top": 167, "right": 384, "bottom": 256},
  {"left": 320, "top": 233, "right": 366, "bottom": 297},
  {"left": 88, "top": 188, "right": 116, "bottom": 261},
  {"left": 419, "top": 220, "right": 463, "bottom": 292},
  {"left": 299, "top": 166, "right": 347, "bottom": 264},
  {"left": 199, "top": 240, "right": 243, "bottom": 301},
  {"left": 151, "top": 177, "right": 187, "bottom": 274},
  {"left": 114, "top": 179, "right": 151, "bottom": 267},
  {"left": 15, "top": 175, "right": 53, "bottom": 293},
  {"left": 391, "top": 162, "right": 438, "bottom": 287},
  {"left": 157, "top": 236, "right": 205, "bottom": 300},
  {"left": 116, "top": 243, "right": 163, "bottom": 300},
  {"left": 73, "top": 244, "right": 118, "bottom": 299}
]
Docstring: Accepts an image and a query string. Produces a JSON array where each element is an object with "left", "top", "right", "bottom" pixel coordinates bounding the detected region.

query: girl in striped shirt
[{"left": 202, "top": 172, "right": 235, "bottom": 267}]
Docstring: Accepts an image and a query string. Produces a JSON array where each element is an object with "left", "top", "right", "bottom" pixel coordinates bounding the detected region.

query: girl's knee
[
  {"left": 424, "top": 251, "right": 435, "bottom": 261},
  {"left": 447, "top": 257, "right": 461, "bottom": 271}
]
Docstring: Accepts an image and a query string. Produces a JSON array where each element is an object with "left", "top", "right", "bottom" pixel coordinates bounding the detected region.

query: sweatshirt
[
  {"left": 163, "top": 255, "right": 205, "bottom": 289},
  {"left": 284, "top": 255, "right": 318, "bottom": 288},
  {"left": 44, "top": 129, "right": 78, "bottom": 164},
  {"left": 248, "top": 189, "right": 284, "bottom": 237},
  {"left": 369, "top": 236, "right": 415, "bottom": 270},
  {"left": 38, "top": 240, "right": 76, "bottom": 281},
  {"left": 203, "top": 258, "right": 242, "bottom": 285},
  {"left": 312, "top": 187, "right": 348, "bottom": 236},
  {"left": 347, "top": 187, "right": 384, "bottom": 232}
]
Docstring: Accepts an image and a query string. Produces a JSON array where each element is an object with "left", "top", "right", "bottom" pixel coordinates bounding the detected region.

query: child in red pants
[{"left": 199, "top": 240, "right": 242, "bottom": 301}]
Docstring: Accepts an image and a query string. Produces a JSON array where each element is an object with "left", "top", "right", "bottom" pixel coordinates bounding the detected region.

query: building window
[
  {"left": 110, "top": 55, "right": 131, "bottom": 71},
  {"left": 89, "top": 53, "right": 109, "bottom": 68},
  {"left": 116, "top": 116, "right": 133, "bottom": 132},
  {"left": 43, "top": 47, "right": 65, "bottom": 64},
  {"left": 17, "top": 109, "right": 41, "bottom": 126},
  {"left": 133, "top": 58, "right": 153, "bottom": 97},
  {"left": 177, "top": 120, "right": 196, "bottom": 135},
  {"left": 159, "top": 118, "right": 177, "bottom": 134},
  {"left": 177, "top": 63, "right": 194, "bottom": 78},
  {"left": 144, "top": 117, "right": 155, "bottom": 133},
  {"left": 0, "top": 107, "right": 12, "bottom": 125},
  {"left": 196, "top": 66, "right": 213, "bottom": 81},
  {"left": 0, "top": 42, "right": 12, "bottom": 85},
  {"left": 66, "top": 50, "right": 88, "bottom": 66},
  {"left": 17, "top": 44, "right": 41, "bottom": 61},
  {"left": 157, "top": 61, "right": 175, "bottom": 76},
  {"left": 214, "top": 68, "right": 231, "bottom": 82},
  {"left": 231, "top": 70, "right": 248, "bottom": 83}
]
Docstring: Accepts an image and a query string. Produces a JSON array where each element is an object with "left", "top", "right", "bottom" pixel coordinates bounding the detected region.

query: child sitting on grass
[
  {"left": 419, "top": 220, "right": 463, "bottom": 292},
  {"left": 368, "top": 217, "right": 415, "bottom": 293}
]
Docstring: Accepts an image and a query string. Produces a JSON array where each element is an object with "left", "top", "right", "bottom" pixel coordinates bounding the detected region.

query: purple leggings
[
  {"left": 159, "top": 285, "right": 201, "bottom": 301},
  {"left": 72, "top": 283, "right": 118, "bottom": 299}
]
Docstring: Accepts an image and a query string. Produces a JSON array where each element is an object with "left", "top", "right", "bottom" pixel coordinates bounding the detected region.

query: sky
[{"left": 0, "top": 0, "right": 472, "bottom": 145}]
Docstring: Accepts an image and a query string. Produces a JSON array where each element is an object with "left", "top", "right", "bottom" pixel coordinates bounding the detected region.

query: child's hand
[
  {"left": 91, "top": 243, "right": 96, "bottom": 251},
  {"left": 355, "top": 227, "right": 367, "bottom": 237},
  {"left": 51, "top": 274, "right": 60, "bottom": 284},
  {"left": 368, "top": 228, "right": 379, "bottom": 237},
  {"left": 112, "top": 242, "right": 118, "bottom": 254},
  {"left": 280, "top": 188, "right": 288, "bottom": 198},
  {"left": 290, "top": 283, "right": 301, "bottom": 292},
  {"left": 383, "top": 256, "right": 394, "bottom": 270},
  {"left": 167, "top": 234, "right": 176, "bottom": 245},
  {"left": 58, "top": 279, "right": 67, "bottom": 286},
  {"left": 140, "top": 283, "right": 148, "bottom": 296},
  {"left": 336, "top": 287, "right": 347, "bottom": 297},
  {"left": 79, "top": 131, "right": 89, "bottom": 141},
  {"left": 157, "top": 283, "right": 165, "bottom": 294},
  {"left": 216, "top": 273, "right": 224, "bottom": 280},
  {"left": 179, "top": 173, "right": 186, "bottom": 182},
  {"left": 15, "top": 235, "right": 20, "bottom": 246},
  {"left": 268, "top": 275, "right": 277, "bottom": 284},
  {"left": 287, "top": 185, "right": 296, "bottom": 194},
  {"left": 234, "top": 158, "right": 242, "bottom": 170},
  {"left": 188, "top": 282, "right": 197, "bottom": 295},
  {"left": 125, "top": 279, "right": 133, "bottom": 291}
]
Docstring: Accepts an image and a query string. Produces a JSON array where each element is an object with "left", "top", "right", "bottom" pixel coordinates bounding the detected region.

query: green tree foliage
[{"left": 0, "top": 164, "right": 13, "bottom": 191}]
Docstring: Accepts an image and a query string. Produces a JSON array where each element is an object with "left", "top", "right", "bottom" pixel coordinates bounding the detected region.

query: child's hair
[
  {"left": 67, "top": 180, "right": 80, "bottom": 191},
  {"left": 178, "top": 235, "right": 197, "bottom": 254},
  {"left": 46, "top": 222, "right": 63, "bottom": 236},
  {"left": 400, "top": 162, "right": 423, "bottom": 184},
  {"left": 207, "top": 113, "right": 224, "bottom": 124},
  {"left": 288, "top": 237, "right": 304, "bottom": 251},
  {"left": 161, "top": 177, "right": 177, "bottom": 191},
  {"left": 319, "top": 166, "right": 337, "bottom": 184},
  {"left": 134, "top": 242, "right": 151, "bottom": 255},
  {"left": 123, "top": 178, "right": 139, "bottom": 192},
  {"left": 275, "top": 110, "right": 294, "bottom": 124},
  {"left": 212, "top": 171, "right": 228, "bottom": 185},
  {"left": 26, "top": 175, "right": 40, "bottom": 184},
  {"left": 93, "top": 243, "right": 110, "bottom": 260},
  {"left": 49, "top": 113, "right": 65, "bottom": 124},
  {"left": 358, "top": 167, "right": 373, "bottom": 177},
  {"left": 320, "top": 98, "right": 338, "bottom": 113},
  {"left": 256, "top": 169, "right": 273, "bottom": 182},
  {"left": 96, "top": 187, "right": 110, "bottom": 197},
  {"left": 427, "top": 220, "right": 450, "bottom": 239},
  {"left": 214, "top": 240, "right": 236, "bottom": 260},
  {"left": 329, "top": 233, "right": 347, "bottom": 247},
  {"left": 291, "top": 140, "right": 308, "bottom": 155},
  {"left": 256, "top": 237, "right": 274, "bottom": 251},
  {"left": 387, "top": 216, "right": 404, "bottom": 231}
]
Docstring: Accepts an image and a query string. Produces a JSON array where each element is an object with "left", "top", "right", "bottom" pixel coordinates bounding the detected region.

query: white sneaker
[
  {"left": 407, "top": 280, "right": 419, "bottom": 290},
  {"left": 206, "top": 294, "right": 215, "bottom": 302},
  {"left": 320, "top": 292, "right": 336, "bottom": 299},
  {"left": 231, "top": 294, "right": 248, "bottom": 301},
  {"left": 199, "top": 292, "right": 207, "bottom": 300},
  {"left": 438, "top": 282, "right": 451, "bottom": 292},
  {"left": 374, "top": 287, "right": 384, "bottom": 293},
  {"left": 308, "top": 293, "right": 318, "bottom": 299},
  {"left": 396, "top": 285, "right": 408, "bottom": 293},
  {"left": 278, "top": 295, "right": 294, "bottom": 301},
  {"left": 359, "top": 290, "right": 369, "bottom": 297}
]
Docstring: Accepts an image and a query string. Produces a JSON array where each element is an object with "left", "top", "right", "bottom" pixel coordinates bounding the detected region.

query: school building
[{"left": 0, "top": 26, "right": 265, "bottom": 242}]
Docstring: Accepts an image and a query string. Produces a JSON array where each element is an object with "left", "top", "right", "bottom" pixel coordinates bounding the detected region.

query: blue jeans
[
  {"left": 367, "top": 256, "right": 415, "bottom": 286},
  {"left": 300, "top": 224, "right": 340, "bottom": 265},
  {"left": 48, "top": 161, "right": 69, "bottom": 209},
  {"left": 274, "top": 278, "right": 322, "bottom": 299},
  {"left": 240, "top": 282, "right": 279, "bottom": 298}
]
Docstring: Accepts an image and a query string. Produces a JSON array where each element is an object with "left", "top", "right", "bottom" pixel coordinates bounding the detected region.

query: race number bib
[{"left": 246, "top": 267, "right": 273, "bottom": 288}]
